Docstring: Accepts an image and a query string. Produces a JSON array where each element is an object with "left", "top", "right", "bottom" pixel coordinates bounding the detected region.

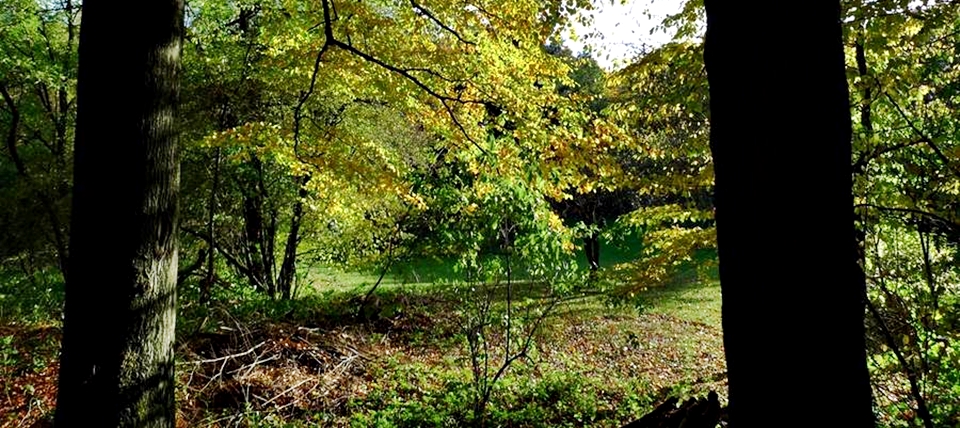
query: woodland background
[{"left": 1, "top": 0, "right": 959, "bottom": 426}]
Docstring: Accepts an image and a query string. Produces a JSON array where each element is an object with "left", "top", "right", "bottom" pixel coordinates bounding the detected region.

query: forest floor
[{"left": 0, "top": 259, "right": 726, "bottom": 428}]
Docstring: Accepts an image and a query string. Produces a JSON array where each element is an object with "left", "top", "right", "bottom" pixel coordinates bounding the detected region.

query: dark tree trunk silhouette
[
  {"left": 237, "top": 155, "right": 279, "bottom": 297},
  {"left": 585, "top": 232, "right": 600, "bottom": 272},
  {"left": 551, "top": 189, "right": 636, "bottom": 274},
  {"left": 278, "top": 175, "right": 309, "bottom": 300},
  {"left": 201, "top": 148, "right": 221, "bottom": 304},
  {"left": 55, "top": 0, "right": 184, "bottom": 426},
  {"left": 703, "top": 2, "right": 874, "bottom": 426}
]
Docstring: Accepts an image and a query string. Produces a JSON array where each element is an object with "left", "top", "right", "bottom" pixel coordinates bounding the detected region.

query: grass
[
  {"left": 169, "top": 248, "right": 727, "bottom": 427},
  {"left": 301, "top": 228, "right": 647, "bottom": 295},
  {"left": 0, "top": 267, "right": 64, "bottom": 326},
  {"left": 4, "top": 237, "right": 957, "bottom": 427},
  {"left": 0, "top": 238, "right": 728, "bottom": 427},
  {"left": 640, "top": 267, "right": 721, "bottom": 328}
]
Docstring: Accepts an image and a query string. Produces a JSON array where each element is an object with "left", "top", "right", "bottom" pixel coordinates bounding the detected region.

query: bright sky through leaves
[{"left": 563, "top": 0, "right": 684, "bottom": 69}]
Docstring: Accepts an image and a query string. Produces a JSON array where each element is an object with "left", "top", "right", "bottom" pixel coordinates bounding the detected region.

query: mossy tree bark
[
  {"left": 703, "top": 2, "right": 875, "bottom": 426},
  {"left": 55, "top": 0, "right": 184, "bottom": 426}
]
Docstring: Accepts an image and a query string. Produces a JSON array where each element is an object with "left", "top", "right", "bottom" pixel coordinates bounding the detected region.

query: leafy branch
[
  {"left": 409, "top": 0, "right": 476, "bottom": 46},
  {"left": 316, "top": 0, "right": 488, "bottom": 152},
  {"left": 855, "top": 203, "right": 959, "bottom": 236},
  {"left": 882, "top": 91, "right": 960, "bottom": 179}
]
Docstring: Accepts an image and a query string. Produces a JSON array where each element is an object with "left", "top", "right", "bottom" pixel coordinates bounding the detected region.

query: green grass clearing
[
  {"left": 2, "top": 238, "right": 726, "bottom": 427},
  {"left": 169, "top": 252, "right": 727, "bottom": 427}
]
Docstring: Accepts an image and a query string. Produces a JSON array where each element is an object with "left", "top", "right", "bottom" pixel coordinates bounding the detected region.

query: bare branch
[
  {"left": 180, "top": 341, "right": 267, "bottom": 365},
  {"left": 181, "top": 226, "right": 256, "bottom": 283},
  {"left": 856, "top": 203, "right": 958, "bottom": 230}
]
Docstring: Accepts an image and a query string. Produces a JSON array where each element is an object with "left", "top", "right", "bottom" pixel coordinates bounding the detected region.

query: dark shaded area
[
  {"left": 622, "top": 392, "right": 724, "bottom": 428},
  {"left": 552, "top": 190, "right": 637, "bottom": 272},
  {"left": 703, "top": 1, "right": 874, "bottom": 426}
]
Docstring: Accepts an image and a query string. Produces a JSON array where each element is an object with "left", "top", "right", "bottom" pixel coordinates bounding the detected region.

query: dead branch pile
[{"left": 177, "top": 320, "right": 369, "bottom": 426}]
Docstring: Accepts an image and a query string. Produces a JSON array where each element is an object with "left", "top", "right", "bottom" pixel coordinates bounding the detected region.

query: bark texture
[{"left": 55, "top": 0, "right": 184, "bottom": 426}]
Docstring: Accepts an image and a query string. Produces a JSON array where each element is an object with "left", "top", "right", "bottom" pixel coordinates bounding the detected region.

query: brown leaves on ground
[
  {"left": 0, "top": 326, "right": 60, "bottom": 428},
  {"left": 539, "top": 311, "right": 726, "bottom": 400},
  {"left": 1, "top": 288, "right": 727, "bottom": 428}
]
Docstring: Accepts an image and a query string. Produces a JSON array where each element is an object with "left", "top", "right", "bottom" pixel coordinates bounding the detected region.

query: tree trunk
[
  {"left": 201, "top": 148, "right": 221, "bottom": 304},
  {"left": 702, "top": 2, "right": 874, "bottom": 426},
  {"left": 585, "top": 232, "right": 600, "bottom": 272},
  {"left": 277, "top": 175, "right": 308, "bottom": 300},
  {"left": 241, "top": 189, "right": 275, "bottom": 296},
  {"left": 55, "top": 0, "right": 183, "bottom": 426},
  {"left": 237, "top": 156, "right": 279, "bottom": 297}
]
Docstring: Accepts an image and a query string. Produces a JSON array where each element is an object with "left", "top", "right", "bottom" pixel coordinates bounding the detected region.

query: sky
[{"left": 562, "top": 0, "right": 685, "bottom": 70}]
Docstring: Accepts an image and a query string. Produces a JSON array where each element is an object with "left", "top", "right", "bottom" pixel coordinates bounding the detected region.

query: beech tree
[
  {"left": 54, "top": 0, "right": 184, "bottom": 426},
  {"left": 703, "top": 1, "right": 874, "bottom": 425}
]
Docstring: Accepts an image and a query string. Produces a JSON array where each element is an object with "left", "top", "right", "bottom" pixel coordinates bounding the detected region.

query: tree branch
[
  {"left": 865, "top": 295, "right": 935, "bottom": 428},
  {"left": 852, "top": 138, "right": 927, "bottom": 174},
  {"left": 181, "top": 227, "right": 254, "bottom": 282},
  {"left": 883, "top": 91, "right": 960, "bottom": 179},
  {"left": 330, "top": 38, "right": 483, "bottom": 105},
  {"left": 0, "top": 83, "right": 28, "bottom": 177},
  {"left": 292, "top": 2, "right": 334, "bottom": 156},
  {"left": 178, "top": 247, "right": 208, "bottom": 285},
  {"left": 409, "top": 0, "right": 476, "bottom": 46},
  {"left": 856, "top": 203, "right": 958, "bottom": 232},
  {"left": 318, "top": 0, "right": 487, "bottom": 153}
]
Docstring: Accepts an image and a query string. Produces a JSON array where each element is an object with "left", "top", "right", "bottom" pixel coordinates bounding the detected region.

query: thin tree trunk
[
  {"left": 854, "top": 39, "right": 872, "bottom": 267},
  {"left": 55, "top": 0, "right": 184, "bottom": 426},
  {"left": 865, "top": 295, "right": 935, "bottom": 428},
  {"left": 241, "top": 156, "right": 278, "bottom": 297},
  {"left": 242, "top": 190, "right": 271, "bottom": 295},
  {"left": 264, "top": 205, "right": 278, "bottom": 296},
  {"left": 703, "top": 2, "right": 874, "bottom": 426},
  {"left": 591, "top": 232, "right": 600, "bottom": 270},
  {"left": 261, "top": 169, "right": 278, "bottom": 297},
  {"left": 584, "top": 232, "right": 600, "bottom": 272},
  {"left": 858, "top": 37, "right": 934, "bottom": 428},
  {"left": 45, "top": 197, "right": 69, "bottom": 278},
  {"left": 918, "top": 230, "right": 939, "bottom": 316},
  {"left": 201, "top": 148, "right": 221, "bottom": 303},
  {"left": 277, "top": 175, "right": 309, "bottom": 300}
]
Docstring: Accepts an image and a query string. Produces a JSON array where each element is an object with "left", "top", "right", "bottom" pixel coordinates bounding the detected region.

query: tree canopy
[{"left": 2, "top": 0, "right": 959, "bottom": 426}]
